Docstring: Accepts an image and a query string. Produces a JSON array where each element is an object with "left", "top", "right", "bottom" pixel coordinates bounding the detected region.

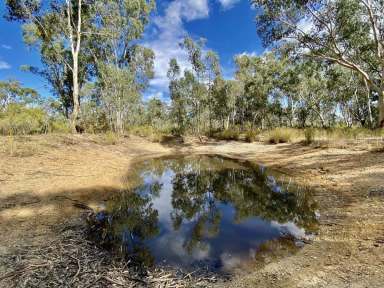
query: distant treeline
[{"left": 2, "top": 0, "right": 384, "bottom": 136}]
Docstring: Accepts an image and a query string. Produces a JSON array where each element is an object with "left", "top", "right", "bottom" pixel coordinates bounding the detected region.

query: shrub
[
  {"left": 304, "top": 128, "right": 316, "bottom": 145},
  {"left": 48, "top": 118, "right": 71, "bottom": 133},
  {"left": 266, "top": 128, "right": 295, "bottom": 144},
  {"left": 128, "top": 125, "right": 155, "bottom": 138},
  {"left": 0, "top": 104, "right": 48, "bottom": 135},
  {"left": 213, "top": 129, "right": 240, "bottom": 141},
  {"left": 244, "top": 130, "right": 259, "bottom": 143},
  {"left": 127, "top": 125, "right": 173, "bottom": 143}
]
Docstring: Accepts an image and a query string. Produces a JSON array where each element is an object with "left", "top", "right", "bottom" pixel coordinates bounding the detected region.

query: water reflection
[{"left": 88, "top": 155, "right": 318, "bottom": 271}]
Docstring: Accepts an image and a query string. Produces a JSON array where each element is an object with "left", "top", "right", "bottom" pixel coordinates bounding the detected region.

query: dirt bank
[{"left": 0, "top": 134, "right": 383, "bottom": 287}]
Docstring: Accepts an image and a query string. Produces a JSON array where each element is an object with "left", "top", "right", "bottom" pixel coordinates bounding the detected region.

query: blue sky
[{"left": 0, "top": 0, "right": 264, "bottom": 101}]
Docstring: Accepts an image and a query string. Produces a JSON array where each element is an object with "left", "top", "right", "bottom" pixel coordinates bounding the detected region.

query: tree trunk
[
  {"left": 225, "top": 115, "right": 230, "bottom": 130},
  {"left": 379, "top": 90, "right": 384, "bottom": 128},
  {"left": 67, "top": 0, "right": 82, "bottom": 133},
  {"left": 362, "top": 79, "right": 373, "bottom": 128},
  {"left": 71, "top": 52, "right": 80, "bottom": 132}
]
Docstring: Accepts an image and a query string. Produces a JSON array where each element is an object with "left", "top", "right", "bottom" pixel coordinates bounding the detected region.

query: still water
[{"left": 89, "top": 155, "right": 318, "bottom": 271}]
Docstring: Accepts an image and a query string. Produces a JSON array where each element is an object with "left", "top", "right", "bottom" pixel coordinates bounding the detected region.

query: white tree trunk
[
  {"left": 67, "top": 0, "right": 82, "bottom": 133},
  {"left": 71, "top": 52, "right": 80, "bottom": 132}
]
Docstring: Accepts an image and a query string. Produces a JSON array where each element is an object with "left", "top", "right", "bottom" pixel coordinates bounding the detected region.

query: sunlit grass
[
  {"left": 127, "top": 125, "right": 170, "bottom": 143},
  {"left": 265, "top": 128, "right": 298, "bottom": 144},
  {"left": 213, "top": 129, "right": 240, "bottom": 141}
]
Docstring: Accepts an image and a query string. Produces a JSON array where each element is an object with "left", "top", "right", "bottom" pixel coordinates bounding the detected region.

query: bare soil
[{"left": 0, "top": 134, "right": 383, "bottom": 287}]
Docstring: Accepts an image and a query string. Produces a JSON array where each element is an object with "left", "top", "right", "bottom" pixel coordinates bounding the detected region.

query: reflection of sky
[
  {"left": 137, "top": 168, "right": 302, "bottom": 270},
  {"left": 146, "top": 169, "right": 211, "bottom": 265},
  {"left": 148, "top": 169, "right": 175, "bottom": 225}
]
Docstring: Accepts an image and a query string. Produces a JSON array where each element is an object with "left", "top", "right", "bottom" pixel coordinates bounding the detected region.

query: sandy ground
[{"left": 0, "top": 134, "right": 383, "bottom": 287}]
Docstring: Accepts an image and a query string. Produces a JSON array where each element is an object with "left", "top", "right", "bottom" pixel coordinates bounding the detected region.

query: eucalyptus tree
[
  {"left": 0, "top": 80, "right": 39, "bottom": 110},
  {"left": 181, "top": 37, "right": 208, "bottom": 134},
  {"left": 91, "top": 0, "right": 155, "bottom": 133},
  {"left": 204, "top": 51, "right": 221, "bottom": 131},
  {"left": 212, "top": 78, "right": 243, "bottom": 129},
  {"left": 234, "top": 53, "right": 278, "bottom": 129},
  {"left": 145, "top": 97, "right": 167, "bottom": 130},
  {"left": 251, "top": 0, "right": 384, "bottom": 127},
  {"left": 327, "top": 65, "right": 375, "bottom": 127},
  {"left": 167, "top": 58, "right": 187, "bottom": 134},
  {"left": 295, "top": 61, "right": 338, "bottom": 128},
  {"left": 5, "top": 0, "right": 96, "bottom": 131}
]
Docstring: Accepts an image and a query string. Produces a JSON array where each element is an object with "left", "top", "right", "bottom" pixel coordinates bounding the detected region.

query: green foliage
[
  {"left": 251, "top": 0, "right": 384, "bottom": 127},
  {"left": 0, "top": 104, "right": 48, "bottom": 135},
  {"left": 47, "top": 117, "right": 71, "bottom": 133}
]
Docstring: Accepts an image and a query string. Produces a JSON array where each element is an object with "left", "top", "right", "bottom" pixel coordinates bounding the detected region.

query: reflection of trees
[
  {"left": 171, "top": 169, "right": 222, "bottom": 254},
  {"left": 89, "top": 192, "right": 159, "bottom": 266},
  {"left": 90, "top": 155, "right": 317, "bottom": 265},
  {"left": 169, "top": 159, "right": 317, "bottom": 253}
]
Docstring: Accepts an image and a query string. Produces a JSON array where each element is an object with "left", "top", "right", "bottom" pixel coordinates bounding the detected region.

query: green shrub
[
  {"left": 0, "top": 104, "right": 48, "bottom": 135},
  {"left": 266, "top": 128, "right": 295, "bottom": 144},
  {"left": 48, "top": 118, "right": 71, "bottom": 133}
]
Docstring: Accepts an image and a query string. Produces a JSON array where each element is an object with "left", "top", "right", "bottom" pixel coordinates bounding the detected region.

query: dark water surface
[{"left": 90, "top": 155, "right": 318, "bottom": 271}]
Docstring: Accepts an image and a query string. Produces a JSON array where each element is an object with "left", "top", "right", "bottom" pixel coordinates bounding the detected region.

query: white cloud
[
  {"left": 218, "top": 0, "right": 241, "bottom": 9},
  {"left": 0, "top": 60, "right": 11, "bottom": 70},
  {"left": 143, "top": 0, "right": 210, "bottom": 94},
  {"left": 237, "top": 51, "right": 258, "bottom": 58},
  {"left": 1, "top": 44, "right": 12, "bottom": 50},
  {"left": 297, "top": 17, "right": 314, "bottom": 34},
  {"left": 143, "top": 0, "right": 243, "bottom": 97},
  {"left": 146, "top": 91, "right": 164, "bottom": 101}
]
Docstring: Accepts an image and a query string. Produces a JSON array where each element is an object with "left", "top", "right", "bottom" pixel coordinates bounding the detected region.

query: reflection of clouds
[
  {"left": 149, "top": 169, "right": 211, "bottom": 264},
  {"left": 271, "top": 221, "right": 306, "bottom": 239},
  {"left": 111, "top": 155, "right": 317, "bottom": 269},
  {"left": 150, "top": 169, "right": 174, "bottom": 224},
  {"left": 154, "top": 230, "right": 210, "bottom": 263}
]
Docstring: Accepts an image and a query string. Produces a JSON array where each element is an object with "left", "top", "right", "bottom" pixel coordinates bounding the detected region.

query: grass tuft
[
  {"left": 213, "top": 129, "right": 240, "bottom": 141},
  {"left": 103, "top": 131, "right": 120, "bottom": 145},
  {"left": 244, "top": 130, "right": 260, "bottom": 143},
  {"left": 266, "top": 128, "right": 296, "bottom": 144},
  {"left": 304, "top": 128, "right": 316, "bottom": 146}
]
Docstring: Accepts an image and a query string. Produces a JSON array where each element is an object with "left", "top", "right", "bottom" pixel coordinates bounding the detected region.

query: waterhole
[{"left": 89, "top": 155, "right": 318, "bottom": 272}]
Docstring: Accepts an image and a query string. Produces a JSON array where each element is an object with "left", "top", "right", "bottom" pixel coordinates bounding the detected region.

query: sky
[{"left": 0, "top": 0, "right": 264, "bottom": 101}]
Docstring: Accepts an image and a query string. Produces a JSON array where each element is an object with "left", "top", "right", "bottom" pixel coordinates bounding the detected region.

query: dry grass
[
  {"left": 127, "top": 126, "right": 170, "bottom": 143},
  {"left": 1, "top": 136, "right": 44, "bottom": 157},
  {"left": 0, "top": 217, "right": 220, "bottom": 288},
  {"left": 102, "top": 131, "right": 120, "bottom": 145},
  {"left": 255, "top": 127, "right": 384, "bottom": 149},
  {"left": 264, "top": 128, "right": 298, "bottom": 144},
  {"left": 213, "top": 129, "right": 240, "bottom": 141},
  {"left": 244, "top": 130, "right": 259, "bottom": 143}
]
